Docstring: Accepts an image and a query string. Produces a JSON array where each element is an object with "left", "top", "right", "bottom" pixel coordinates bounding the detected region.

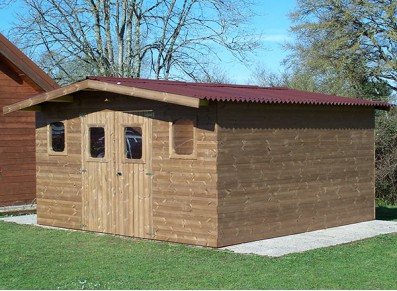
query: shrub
[{"left": 375, "top": 106, "right": 397, "bottom": 205}]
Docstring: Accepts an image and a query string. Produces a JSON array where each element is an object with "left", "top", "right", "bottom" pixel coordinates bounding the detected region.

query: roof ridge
[{"left": 86, "top": 76, "right": 291, "bottom": 90}]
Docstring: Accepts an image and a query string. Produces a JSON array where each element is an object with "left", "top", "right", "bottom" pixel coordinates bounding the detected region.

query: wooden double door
[{"left": 81, "top": 110, "right": 152, "bottom": 238}]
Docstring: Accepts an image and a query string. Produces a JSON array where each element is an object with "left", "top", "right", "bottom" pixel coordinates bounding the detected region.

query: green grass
[{"left": 1, "top": 222, "right": 397, "bottom": 289}]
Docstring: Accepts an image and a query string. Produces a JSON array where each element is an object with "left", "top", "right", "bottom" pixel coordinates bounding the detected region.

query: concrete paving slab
[
  {"left": 222, "top": 220, "right": 397, "bottom": 257},
  {"left": 0, "top": 214, "right": 37, "bottom": 225},
  {"left": 1, "top": 215, "right": 396, "bottom": 257}
]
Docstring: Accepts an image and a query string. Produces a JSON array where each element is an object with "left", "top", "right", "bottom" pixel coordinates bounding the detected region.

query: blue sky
[
  {"left": 227, "top": 0, "right": 297, "bottom": 83},
  {"left": 0, "top": 0, "right": 296, "bottom": 83}
]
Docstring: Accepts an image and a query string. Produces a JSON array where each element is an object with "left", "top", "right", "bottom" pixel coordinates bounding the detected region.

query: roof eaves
[
  {"left": 200, "top": 94, "right": 391, "bottom": 110},
  {"left": 0, "top": 33, "right": 59, "bottom": 91},
  {"left": 3, "top": 79, "right": 202, "bottom": 114},
  {"left": 3, "top": 80, "right": 91, "bottom": 114}
]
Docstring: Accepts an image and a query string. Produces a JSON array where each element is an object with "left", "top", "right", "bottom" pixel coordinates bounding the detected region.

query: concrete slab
[
  {"left": 1, "top": 216, "right": 396, "bottom": 257},
  {"left": 222, "top": 220, "right": 397, "bottom": 257},
  {"left": 0, "top": 214, "right": 37, "bottom": 225}
]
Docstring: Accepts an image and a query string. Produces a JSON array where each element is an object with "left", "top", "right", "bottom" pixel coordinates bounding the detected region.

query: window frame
[
  {"left": 86, "top": 124, "right": 109, "bottom": 163},
  {"left": 47, "top": 120, "right": 67, "bottom": 156},
  {"left": 121, "top": 123, "right": 145, "bottom": 164},
  {"left": 169, "top": 117, "right": 197, "bottom": 160}
]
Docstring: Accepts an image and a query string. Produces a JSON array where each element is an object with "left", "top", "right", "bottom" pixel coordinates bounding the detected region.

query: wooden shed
[
  {"left": 3, "top": 76, "right": 390, "bottom": 247},
  {"left": 0, "top": 33, "right": 59, "bottom": 207}
]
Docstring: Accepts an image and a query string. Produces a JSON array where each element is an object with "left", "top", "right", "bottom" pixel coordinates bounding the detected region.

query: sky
[
  {"left": 0, "top": 0, "right": 297, "bottom": 84},
  {"left": 220, "top": 0, "right": 297, "bottom": 83}
]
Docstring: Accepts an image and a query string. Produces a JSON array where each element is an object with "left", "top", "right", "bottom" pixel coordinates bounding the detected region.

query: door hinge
[
  {"left": 79, "top": 113, "right": 87, "bottom": 118},
  {"left": 80, "top": 223, "right": 87, "bottom": 228},
  {"left": 145, "top": 172, "right": 154, "bottom": 176},
  {"left": 80, "top": 168, "right": 87, "bottom": 173}
]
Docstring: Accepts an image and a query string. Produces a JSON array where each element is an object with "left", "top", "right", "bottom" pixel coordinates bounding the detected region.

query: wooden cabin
[
  {"left": 3, "top": 76, "right": 390, "bottom": 247},
  {"left": 0, "top": 33, "right": 59, "bottom": 207}
]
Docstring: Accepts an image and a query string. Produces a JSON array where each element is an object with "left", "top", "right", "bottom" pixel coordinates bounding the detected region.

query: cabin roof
[
  {"left": 3, "top": 76, "right": 391, "bottom": 114},
  {"left": 0, "top": 33, "right": 59, "bottom": 92},
  {"left": 88, "top": 76, "right": 391, "bottom": 110}
]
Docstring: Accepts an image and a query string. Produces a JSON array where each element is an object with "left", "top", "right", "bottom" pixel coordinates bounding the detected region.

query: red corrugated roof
[{"left": 87, "top": 76, "right": 391, "bottom": 110}]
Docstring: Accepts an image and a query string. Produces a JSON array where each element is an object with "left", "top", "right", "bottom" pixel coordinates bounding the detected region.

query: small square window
[
  {"left": 89, "top": 127, "right": 105, "bottom": 158},
  {"left": 50, "top": 122, "right": 65, "bottom": 152}
]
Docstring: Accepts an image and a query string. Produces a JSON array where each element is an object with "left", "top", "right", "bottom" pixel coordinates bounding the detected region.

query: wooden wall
[
  {"left": 216, "top": 102, "right": 376, "bottom": 247},
  {"left": 35, "top": 93, "right": 377, "bottom": 248},
  {"left": 0, "top": 59, "right": 39, "bottom": 206},
  {"left": 151, "top": 103, "right": 218, "bottom": 247},
  {"left": 36, "top": 94, "right": 218, "bottom": 246},
  {"left": 36, "top": 111, "right": 82, "bottom": 229}
]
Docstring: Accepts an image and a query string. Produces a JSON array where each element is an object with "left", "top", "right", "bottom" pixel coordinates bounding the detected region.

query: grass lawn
[{"left": 1, "top": 222, "right": 397, "bottom": 289}]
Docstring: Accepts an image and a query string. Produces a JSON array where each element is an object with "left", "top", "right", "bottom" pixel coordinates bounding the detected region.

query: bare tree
[
  {"left": 10, "top": 0, "right": 261, "bottom": 84},
  {"left": 251, "top": 66, "right": 289, "bottom": 87},
  {"left": 0, "top": 0, "right": 13, "bottom": 8},
  {"left": 188, "top": 63, "right": 232, "bottom": 84}
]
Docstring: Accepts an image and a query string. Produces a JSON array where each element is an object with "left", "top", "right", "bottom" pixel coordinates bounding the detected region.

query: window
[
  {"left": 89, "top": 127, "right": 105, "bottom": 158},
  {"left": 172, "top": 119, "right": 194, "bottom": 155},
  {"left": 50, "top": 122, "right": 65, "bottom": 152},
  {"left": 125, "top": 127, "right": 142, "bottom": 160}
]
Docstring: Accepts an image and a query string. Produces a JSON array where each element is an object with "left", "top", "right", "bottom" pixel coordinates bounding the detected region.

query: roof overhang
[
  {"left": 3, "top": 76, "right": 391, "bottom": 114},
  {"left": 3, "top": 79, "right": 205, "bottom": 114},
  {"left": 0, "top": 33, "right": 59, "bottom": 91}
]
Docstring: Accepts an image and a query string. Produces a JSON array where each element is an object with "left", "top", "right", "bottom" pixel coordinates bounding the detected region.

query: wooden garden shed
[
  {"left": 0, "top": 33, "right": 59, "bottom": 206},
  {"left": 3, "top": 76, "right": 390, "bottom": 247}
]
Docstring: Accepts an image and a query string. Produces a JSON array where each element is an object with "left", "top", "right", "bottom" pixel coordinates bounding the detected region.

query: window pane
[
  {"left": 173, "top": 119, "right": 193, "bottom": 155},
  {"left": 125, "top": 127, "right": 142, "bottom": 159},
  {"left": 50, "top": 122, "right": 65, "bottom": 152},
  {"left": 90, "top": 127, "right": 105, "bottom": 158}
]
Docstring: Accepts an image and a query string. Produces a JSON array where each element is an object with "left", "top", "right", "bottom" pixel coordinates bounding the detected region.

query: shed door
[{"left": 81, "top": 111, "right": 152, "bottom": 238}]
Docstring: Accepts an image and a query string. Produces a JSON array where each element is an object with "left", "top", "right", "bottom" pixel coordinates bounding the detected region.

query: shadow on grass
[{"left": 376, "top": 206, "right": 397, "bottom": 221}]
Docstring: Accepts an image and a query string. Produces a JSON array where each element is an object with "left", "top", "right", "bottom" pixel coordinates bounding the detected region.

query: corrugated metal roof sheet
[{"left": 87, "top": 76, "right": 391, "bottom": 110}]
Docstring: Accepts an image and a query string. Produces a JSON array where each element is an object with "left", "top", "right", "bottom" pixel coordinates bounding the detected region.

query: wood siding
[
  {"left": 151, "top": 104, "right": 218, "bottom": 247},
  {"left": 216, "top": 103, "right": 376, "bottom": 247},
  {"left": 35, "top": 94, "right": 218, "bottom": 246},
  {"left": 34, "top": 92, "right": 377, "bottom": 248},
  {"left": 36, "top": 111, "right": 82, "bottom": 229},
  {"left": 0, "top": 59, "right": 38, "bottom": 206}
]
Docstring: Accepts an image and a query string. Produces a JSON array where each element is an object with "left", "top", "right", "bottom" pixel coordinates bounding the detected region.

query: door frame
[{"left": 80, "top": 110, "right": 153, "bottom": 238}]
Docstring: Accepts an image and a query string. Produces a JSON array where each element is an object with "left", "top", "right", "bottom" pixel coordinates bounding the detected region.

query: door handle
[{"left": 116, "top": 171, "right": 122, "bottom": 176}]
